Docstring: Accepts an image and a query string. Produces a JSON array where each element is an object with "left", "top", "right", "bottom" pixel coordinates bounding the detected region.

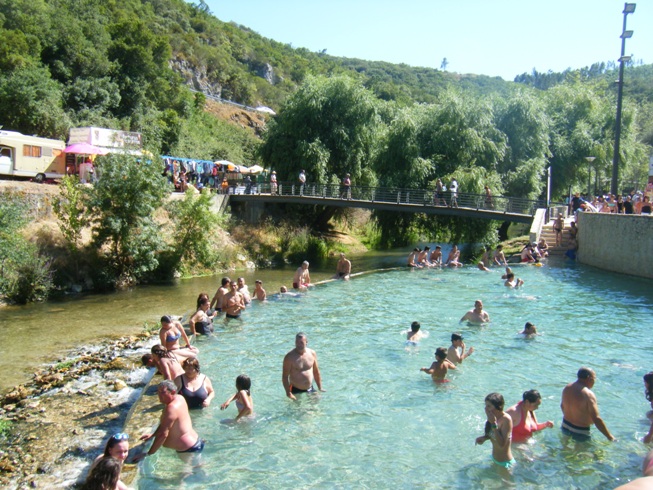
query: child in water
[
  {"left": 221, "top": 374, "right": 254, "bottom": 421},
  {"left": 420, "top": 347, "right": 456, "bottom": 382}
]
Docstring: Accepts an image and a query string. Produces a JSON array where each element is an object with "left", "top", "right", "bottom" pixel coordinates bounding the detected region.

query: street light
[
  {"left": 611, "top": 2, "right": 636, "bottom": 195},
  {"left": 586, "top": 157, "right": 596, "bottom": 197}
]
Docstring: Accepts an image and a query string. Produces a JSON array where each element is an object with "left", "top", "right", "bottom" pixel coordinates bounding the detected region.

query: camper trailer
[{"left": 0, "top": 130, "right": 66, "bottom": 182}]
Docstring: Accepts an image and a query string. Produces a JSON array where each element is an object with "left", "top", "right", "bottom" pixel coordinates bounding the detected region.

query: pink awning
[{"left": 64, "top": 143, "right": 109, "bottom": 155}]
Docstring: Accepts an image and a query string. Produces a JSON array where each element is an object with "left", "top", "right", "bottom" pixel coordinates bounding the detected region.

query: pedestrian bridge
[{"left": 228, "top": 182, "right": 544, "bottom": 224}]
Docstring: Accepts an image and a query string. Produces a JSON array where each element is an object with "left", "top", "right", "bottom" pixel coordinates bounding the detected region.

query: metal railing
[{"left": 227, "top": 181, "right": 545, "bottom": 216}]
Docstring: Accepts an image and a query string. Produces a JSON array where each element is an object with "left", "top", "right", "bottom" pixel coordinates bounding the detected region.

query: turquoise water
[{"left": 135, "top": 261, "right": 653, "bottom": 489}]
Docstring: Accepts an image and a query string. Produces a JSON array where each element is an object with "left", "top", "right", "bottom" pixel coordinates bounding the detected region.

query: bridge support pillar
[{"left": 230, "top": 200, "right": 265, "bottom": 224}]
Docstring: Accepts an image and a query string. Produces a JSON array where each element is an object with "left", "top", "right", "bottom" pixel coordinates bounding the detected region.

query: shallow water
[{"left": 134, "top": 260, "right": 653, "bottom": 489}]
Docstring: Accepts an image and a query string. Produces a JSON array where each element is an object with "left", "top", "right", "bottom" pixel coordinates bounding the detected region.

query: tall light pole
[
  {"left": 586, "top": 157, "right": 596, "bottom": 197},
  {"left": 611, "top": 2, "right": 636, "bottom": 195}
]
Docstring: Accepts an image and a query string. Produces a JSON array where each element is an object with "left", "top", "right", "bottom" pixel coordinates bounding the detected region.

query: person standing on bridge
[
  {"left": 270, "top": 171, "right": 278, "bottom": 195},
  {"left": 449, "top": 178, "right": 459, "bottom": 208},
  {"left": 298, "top": 169, "right": 306, "bottom": 196},
  {"left": 484, "top": 185, "right": 493, "bottom": 209},
  {"left": 341, "top": 173, "right": 351, "bottom": 199},
  {"left": 435, "top": 178, "right": 446, "bottom": 206}
]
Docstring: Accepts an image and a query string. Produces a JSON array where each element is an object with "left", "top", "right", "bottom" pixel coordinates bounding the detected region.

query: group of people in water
[{"left": 85, "top": 249, "right": 653, "bottom": 489}]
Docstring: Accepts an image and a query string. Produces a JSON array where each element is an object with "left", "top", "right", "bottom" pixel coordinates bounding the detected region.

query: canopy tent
[
  {"left": 247, "top": 165, "right": 265, "bottom": 174},
  {"left": 64, "top": 143, "right": 108, "bottom": 155},
  {"left": 214, "top": 160, "right": 236, "bottom": 171}
]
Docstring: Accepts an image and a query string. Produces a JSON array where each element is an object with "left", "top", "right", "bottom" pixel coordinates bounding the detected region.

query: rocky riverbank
[{"left": 0, "top": 329, "right": 159, "bottom": 489}]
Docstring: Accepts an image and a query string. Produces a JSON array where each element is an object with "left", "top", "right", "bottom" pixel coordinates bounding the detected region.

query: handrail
[{"left": 221, "top": 180, "right": 545, "bottom": 216}]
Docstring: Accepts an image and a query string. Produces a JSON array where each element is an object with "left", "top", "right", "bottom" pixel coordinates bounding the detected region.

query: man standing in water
[
  {"left": 460, "top": 300, "right": 490, "bottom": 324},
  {"left": 136, "top": 381, "right": 204, "bottom": 461},
  {"left": 447, "top": 333, "right": 474, "bottom": 364},
  {"left": 475, "top": 392, "right": 515, "bottom": 470},
  {"left": 223, "top": 280, "right": 246, "bottom": 320},
  {"left": 560, "top": 367, "right": 615, "bottom": 441},
  {"left": 210, "top": 277, "right": 230, "bottom": 313},
  {"left": 282, "top": 332, "right": 324, "bottom": 400},
  {"left": 334, "top": 252, "right": 352, "bottom": 280}
]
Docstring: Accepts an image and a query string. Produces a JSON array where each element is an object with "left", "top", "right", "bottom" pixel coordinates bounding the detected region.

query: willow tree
[{"left": 260, "top": 75, "right": 381, "bottom": 188}]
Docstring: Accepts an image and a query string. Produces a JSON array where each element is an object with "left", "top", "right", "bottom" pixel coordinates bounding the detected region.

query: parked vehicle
[{"left": 0, "top": 130, "right": 66, "bottom": 182}]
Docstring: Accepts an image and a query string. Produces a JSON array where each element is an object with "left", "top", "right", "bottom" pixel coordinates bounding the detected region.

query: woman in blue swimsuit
[{"left": 159, "top": 315, "right": 199, "bottom": 362}]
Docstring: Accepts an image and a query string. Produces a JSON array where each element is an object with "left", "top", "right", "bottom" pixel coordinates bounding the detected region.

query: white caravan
[{"left": 0, "top": 130, "right": 66, "bottom": 182}]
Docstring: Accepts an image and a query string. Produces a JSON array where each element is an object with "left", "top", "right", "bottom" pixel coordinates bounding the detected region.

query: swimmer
[
  {"left": 504, "top": 273, "right": 524, "bottom": 288},
  {"left": 223, "top": 280, "right": 246, "bottom": 321},
  {"left": 475, "top": 392, "right": 515, "bottom": 471},
  {"left": 282, "top": 332, "right": 324, "bottom": 400},
  {"left": 407, "top": 248, "right": 422, "bottom": 268},
  {"left": 447, "top": 333, "right": 474, "bottom": 364},
  {"left": 460, "top": 300, "right": 490, "bottom": 324},
  {"left": 83, "top": 456, "right": 127, "bottom": 490},
  {"left": 406, "top": 321, "right": 425, "bottom": 343},
  {"left": 159, "top": 315, "right": 199, "bottom": 361},
  {"left": 505, "top": 390, "right": 554, "bottom": 443},
  {"left": 477, "top": 261, "right": 490, "bottom": 272},
  {"left": 92, "top": 433, "right": 129, "bottom": 470},
  {"left": 334, "top": 252, "right": 352, "bottom": 280},
  {"left": 561, "top": 367, "right": 615, "bottom": 441},
  {"left": 445, "top": 245, "right": 463, "bottom": 267},
  {"left": 151, "top": 344, "right": 184, "bottom": 381},
  {"left": 519, "top": 322, "right": 538, "bottom": 337},
  {"left": 643, "top": 372, "right": 653, "bottom": 444},
  {"left": 480, "top": 247, "right": 491, "bottom": 267},
  {"left": 500, "top": 267, "right": 513, "bottom": 280},
  {"left": 210, "top": 277, "right": 231, "bottom": 312},
  {"left": 493, "top": 245, "right": 508, "bottom": 266},
  {"left": 220, "top": 374, "right": 254, "bottom": 421},
  {"left": 614, "top": 449, "right": 653, "bottom": 490},
  {"left": 429, "top": 245, "right": 443, "bottom": 266},
  {"left": 293, "top": 261, "right": 312, "bottom": 289},
  {"left": 417, "top": 247, "right": 432, "bottom": 267},
  {"left": 237, "top": 277, "right": 251, "bottom": 304},
  {"left": 253, "top": 280, "right": 267, "bottom": 301},
  {"left": 420, "top": 347, "right": 456, "bottom": 382}
]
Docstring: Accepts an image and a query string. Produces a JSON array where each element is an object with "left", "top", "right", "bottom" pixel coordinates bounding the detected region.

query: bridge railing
[{"left": 241, "top": 181, "right": 544, "bottom": 216}]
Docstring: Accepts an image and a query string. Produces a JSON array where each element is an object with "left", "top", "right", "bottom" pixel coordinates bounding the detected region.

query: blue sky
[{"left": 204, "top": 0, "right": 650, "bottom": 80}]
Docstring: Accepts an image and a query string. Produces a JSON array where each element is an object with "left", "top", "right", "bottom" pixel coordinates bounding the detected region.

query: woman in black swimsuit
[
  {"left": 174, "top": 357, "right": 215, "bottom": 409},
  {"left": 189, "top": 298, "right": 216, "bottom": 335}
]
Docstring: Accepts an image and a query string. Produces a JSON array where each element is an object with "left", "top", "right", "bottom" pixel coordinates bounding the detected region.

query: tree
[
  {"left": 86, "top": 153, "right": 170, "bottom": 286},
  {"left": 260, "top": 75, "right": 381, "bottom": 188}
]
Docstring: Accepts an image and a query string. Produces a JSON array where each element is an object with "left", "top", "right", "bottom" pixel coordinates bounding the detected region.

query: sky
[{"left": 204, "top": 0, "right": 651, "bottom": 81}]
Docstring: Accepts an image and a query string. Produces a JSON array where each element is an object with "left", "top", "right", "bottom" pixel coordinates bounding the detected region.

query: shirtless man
[
  {"left": 210, "top": 277, "right": 230, "bottom": 312},
  {"left": 560, "top": 367, "right": 615, "bottom": 441},
  {"left": 417, "top": 247, "right": 431, "bottom": 267},
  {"left": 493, "top": 245, "right": 507, "bottom": 266},
  {"left": 135, "top": 381, "right": 203, "bottom": 461},
  {"left": 520, "top": 244, "right": 535, "bottom": 263},
  {"left": 420, "top": 347, "right": 456, "bottom": 382},
  {"left": 480, "top": 247, "right": 491, "bottom": 268},
  {"left": 475, "top": 393, "right": 515, "bottom": 470},
  {"left": 293, "top": 261, "right": 311, "bottom": 290},
  {"left": 446, "top": 245, "right": 463, "bottom": 267},
  {"left": 460, "top": 300, "right": 490, "bottom": 324},
  {"left": 477, "top": 262, "right": 490, "bottom": 272},
  {"left": 334, "top": 253, "right": 351, "bottom": 280},
  {"left": 406, "top": 321, "right": 424, "bottom": 343},
  {"left": 504, "top": 272, "right": 524, "bottom": 288},
  {"left": 253, "top": 280, "right": 266, "bottom": 301},
  {"left": 222, "top": 281, "right": 245, "bottom": 320},
  {"left": 519, "top": 322, "right": 538, "bottom": 337},
  {"left": 429, "top": 245, "right": 443, "bottom": 266},
  {"left": 237, "top": 277, "right": 251, "bottom": 304},
  {"left": 407, "top": 248, "right": 421, "bottom": 268},
  {"left": 282, "top": 332, "right": 324, "bottom": 400},
  {"left": 447, "top": 333, "right": 474, "bottom": 364}
]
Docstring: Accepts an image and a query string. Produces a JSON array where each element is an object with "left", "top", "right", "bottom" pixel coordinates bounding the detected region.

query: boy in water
[
  {"left": 420, "top": 347, "right": 456, "bottom": 382},
  {"left": 406, "top": 321, "right": 425, "bottom": 344}
]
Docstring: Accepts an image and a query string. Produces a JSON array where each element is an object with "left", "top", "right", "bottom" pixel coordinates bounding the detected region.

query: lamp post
[
  {"left": 611, "top": 2, "right": 636, "bottom": 195},
  {"left": 586, "top": 157, "right": 596, "bottom": 197}
]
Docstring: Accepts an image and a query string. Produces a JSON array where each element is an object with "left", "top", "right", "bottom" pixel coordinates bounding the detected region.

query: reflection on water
[{"left": 131, "top": 258, "right": 652, "bottom": 489}]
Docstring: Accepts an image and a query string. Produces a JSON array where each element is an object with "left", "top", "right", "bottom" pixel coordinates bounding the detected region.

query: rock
[
  {"left": 103, "top": 358, "right": 132, "bottom": 371},
  {"left": 113, "top": 380, "right": 127, "bottom": 391},
  {"left": 236, "top": 253, "right": 247, "bottom": 262},
  {"left": 4, "top": 386, "right": 30, "bottom": 404},
  {"left": 4, "top": 404, "right": 16, "bottom": 412},
  {"left": 37, "top": 464, "right": 51, "bottom": 474}
]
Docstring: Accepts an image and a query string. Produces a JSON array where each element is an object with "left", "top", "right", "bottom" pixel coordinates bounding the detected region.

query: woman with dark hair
[
  {"left": 159, "top": 315, "right": 198, "bottom": 362},
  {"left": 99, "top": 433, "right": 129, "bottom": 463},
  {"left": 643, "top": 372, "right": 653, "bottom": 443},
  {"left": 189, "top": 297, "right": 215, "bottom": 336},
  {"left": 83, "top": 456, "right": 126, "bottom": 490},
  {"left": 505, "top": 390, "right": 554, "bottom": 442},
  {"left": 475, "top": 393, "right": 515, "bottom": 470},
  {"left": 151, "top": 344, "right": 184, "bottom": 380},
  {"left": 174, "top": 357, "right": 215, "bottom": 409}
]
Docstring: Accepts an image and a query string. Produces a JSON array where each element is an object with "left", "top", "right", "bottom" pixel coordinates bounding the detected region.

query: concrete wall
[{"left": 577, "top": 213, "right": 653, "bottom": 279}]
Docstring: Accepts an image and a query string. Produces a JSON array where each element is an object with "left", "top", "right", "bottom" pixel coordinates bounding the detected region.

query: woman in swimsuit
[
  {"left": 445, "top": 245, "right": 463, "bottom": 268},
  {"left": 174, "top": 357, "right": 214, "bottom": 409},
  {"left": 220, "top": 374, "right": 254, "bottom": 421},
  {"left": 159, "top": 315, "right": 198, "bottom": 362},
  {"left": 643, "top": 372, "right": 653, "bottom": 443},
  {"left": 189, "top": 298, "right": 216, "bottom": 336},
  {"left": 505, "top": 390, "right": 554, "bottom": 443},
  {"left": 151, "top": 344, "right": 184, "bottom": 380}
]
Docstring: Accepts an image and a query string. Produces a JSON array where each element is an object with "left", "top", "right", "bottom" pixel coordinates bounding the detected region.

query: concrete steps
[{"left": 540, "top": 218, "right": 575, "bottom": 256}]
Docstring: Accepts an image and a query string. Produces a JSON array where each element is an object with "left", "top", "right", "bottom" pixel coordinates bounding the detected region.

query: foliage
[
  {"left": 166, "top": 189, "right": 228, "bottom": 275},
  {"left": 0, "top": 193, "right": 53, "bottom": 303},
  {"left": 85, "top": 153, "right": 170, "bottom": 285},
  {"left": 52, "top": 175, "right": 87, "bottom": 252}
]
